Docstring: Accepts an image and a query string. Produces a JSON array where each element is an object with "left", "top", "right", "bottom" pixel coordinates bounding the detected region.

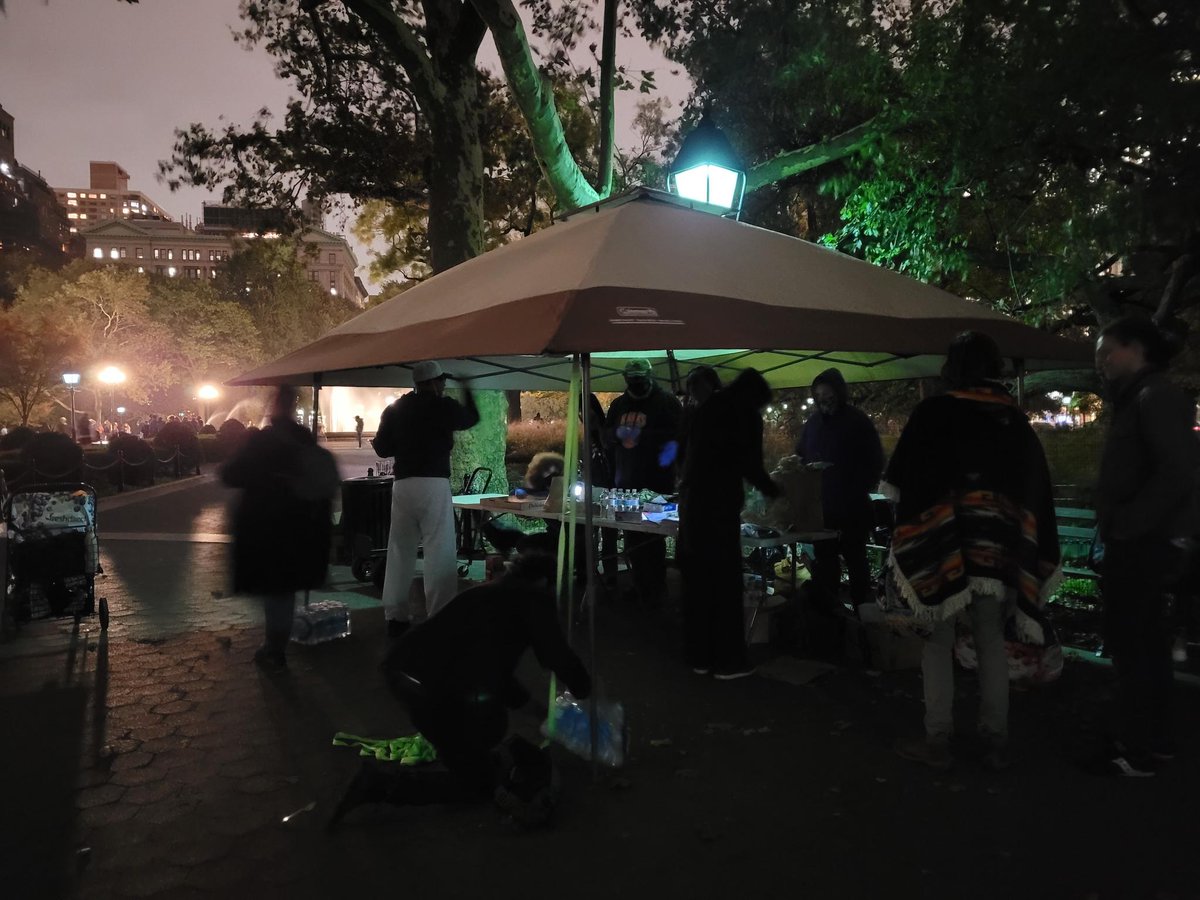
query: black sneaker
[
  {"left": 1080, "top": 747, "right": 1157, "bottom": 778},
  {"left": 713, "top": 666, "right": 757, "bottom": 681}
]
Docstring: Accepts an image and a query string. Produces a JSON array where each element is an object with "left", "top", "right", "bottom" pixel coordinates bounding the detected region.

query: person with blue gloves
[{"left": 604, "top": 359, "right": 683, "bottom": 606}]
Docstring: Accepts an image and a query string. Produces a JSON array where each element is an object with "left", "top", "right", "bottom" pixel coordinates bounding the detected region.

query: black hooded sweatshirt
[
  {"left": 796, "top": 368, "right": 884, "bottom": 525},
  {"left": 680, "top": 369, "right": 777, "bottom": 514}
]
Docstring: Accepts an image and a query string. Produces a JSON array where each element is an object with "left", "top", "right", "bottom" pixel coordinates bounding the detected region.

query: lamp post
[
  {"left": 62, "top": 373, "right": 80, "bottom": 442},
  {"left": 197, "top": 384, "right": 219, "bottom": 424},
  {"left": 97, "top": 366, "right": 126, "bottom": 436},
  {"left": 667, "top": 113, "right": 746, "bottom": 218}
]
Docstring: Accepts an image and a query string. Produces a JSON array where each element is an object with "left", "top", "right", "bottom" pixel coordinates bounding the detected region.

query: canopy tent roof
[{"left": 231, "top": 188, "right": 1092, "bottom": 391}]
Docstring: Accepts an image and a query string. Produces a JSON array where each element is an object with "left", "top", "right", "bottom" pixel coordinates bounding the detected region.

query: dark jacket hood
[{"left": 812, "top": 367, "right": 849, "bottom": 405}]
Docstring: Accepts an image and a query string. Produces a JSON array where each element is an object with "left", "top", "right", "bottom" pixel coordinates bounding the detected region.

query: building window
[
  {"left": 153, "top": 249, "right": 161, "bottom": 259},
  {"left": 156, "top": 266, "right": 165, "bottom": 276},
  {"left": 167, "top": 267, "right": 176, "bottom": 277},
  {"left": 328, "top": 253, "right": 336, "bottom": 265},
  {"left": 68, "top": 213, "right": 78, "bottom": 220},
  {"left": 67, "top": 199, "right": 77, "bottom": 207},
  {"left": 309, "top": 271, "right": 317, "bottom": 281},
  {"left": 136, "top": 247, "right": 143, "bottom": 259},
  {"left": 99, "top": 193, "right": 107, "bottom": 199},
  {"left": 119, "top": 247, "right": 127, "bottom": 259},
  {"left": 167, "top": 249, "right": 174, "bottom": 260},
  {"left": 66, "top": 191, "right": 77, "bottom": 198},
  {"left": 79, "top": 213, "right": 87, "bottom": 219},
  {"left": 137, "top": 266, "right": 144, "bottom": 274},
  {"left": 92, "top": 248, "right": 103, "bottom": 259}
]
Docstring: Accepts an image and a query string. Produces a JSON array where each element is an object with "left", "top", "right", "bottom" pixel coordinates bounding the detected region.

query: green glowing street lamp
[{"left": 667, "top": 114, "right": 746, "bottom": 217}]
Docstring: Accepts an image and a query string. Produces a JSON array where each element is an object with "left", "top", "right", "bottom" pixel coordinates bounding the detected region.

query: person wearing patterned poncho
[{"left": 883, "top": 332, "right": 1061, "bottom": 771}]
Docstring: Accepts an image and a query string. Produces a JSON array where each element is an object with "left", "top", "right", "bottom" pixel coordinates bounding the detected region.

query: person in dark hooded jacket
[
  {"left": 795, "top": 367, "right": 884, "bottom": 607},
  {"left": 678, "top": 369, "right": 780, "bottom": 679}
]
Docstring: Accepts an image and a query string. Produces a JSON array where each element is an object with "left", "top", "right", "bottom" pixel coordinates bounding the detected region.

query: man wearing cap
[
  {"left": 605, "top": 359, "right": 683, "bottom": 604},
  {"left": 372, "top": 361, "right": 479, "bottom": 635}
]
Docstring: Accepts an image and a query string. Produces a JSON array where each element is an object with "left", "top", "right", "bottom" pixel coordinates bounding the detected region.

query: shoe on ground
[
  {"left": 894, "top": 735, "right": 954, "bottom": 771},
  {"left": 1079, "top": 741, "right": 1157, "bottom": 778},
  {"left": 691, "top": 667, "right": 711, "bottom": 676},
  {"left": 386, "top": 618, "right": 411, "bottom": 640},
  {"left": 713, "top": 666, "right": 757, "bottom": 681},
  {"left": 253, "top": 646, "right": 287, "bottom": 671}
]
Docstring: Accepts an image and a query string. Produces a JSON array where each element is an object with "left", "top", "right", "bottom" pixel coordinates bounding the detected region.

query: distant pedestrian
[
  {"left": 1090, "top": 316, "right": 1198, "bottom": 776},
  {"left": 221, "top": 385, "right": 340, "bottom": 670},
  {"left": 795, "top": 367, "right": 885, "bottom": 608},
  {"left": 885, "top": 332, "right": 1059, "bottom": 771},
  {"left": 372, "top": 361, "right": 479, "bottom": 635},
  {"left": 354, "top": 414, "right": 364, "bottom": 448}
]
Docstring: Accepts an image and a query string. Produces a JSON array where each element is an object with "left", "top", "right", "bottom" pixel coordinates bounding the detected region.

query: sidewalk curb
[{"left": 98, "top": 471, "right": 217, "bottom": 511}]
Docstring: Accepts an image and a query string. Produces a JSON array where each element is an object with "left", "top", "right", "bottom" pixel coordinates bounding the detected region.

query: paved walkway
[{"left": 2, "top": 454, "right": 1199, "bottom": 899}]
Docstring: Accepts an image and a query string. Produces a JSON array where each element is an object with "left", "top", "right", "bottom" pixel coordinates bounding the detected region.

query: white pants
[
  {"left": 381, "top": 477, "right": 459, "bottom": 621},
  {"left": 922, "top": 595, "right": 1011, "bottom": 740}
]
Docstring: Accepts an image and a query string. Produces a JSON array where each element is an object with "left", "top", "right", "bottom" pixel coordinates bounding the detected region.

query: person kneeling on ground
[{"left": 327, "top": 553, "right": 591, "bottom": 830}]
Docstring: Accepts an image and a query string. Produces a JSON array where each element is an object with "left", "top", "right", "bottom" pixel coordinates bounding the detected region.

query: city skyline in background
[{"left": 0, "top": 0, "right": 690, "bottom": 287}]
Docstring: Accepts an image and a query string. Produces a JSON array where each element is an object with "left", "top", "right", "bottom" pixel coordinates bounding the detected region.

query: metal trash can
[{"left": 340, "top": 476, "right": 393, "bottom": 583}]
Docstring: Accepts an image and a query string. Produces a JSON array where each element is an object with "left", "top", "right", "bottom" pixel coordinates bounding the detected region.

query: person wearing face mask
[
  {"left": 1090, "top": 316, "right": 1199, "bottom": 777},
  {"left": 795, "top": 367, "right": 885, "bottom": 609},
  {"left": 604, "top": 359, "right": 683, "bottom": 605}
]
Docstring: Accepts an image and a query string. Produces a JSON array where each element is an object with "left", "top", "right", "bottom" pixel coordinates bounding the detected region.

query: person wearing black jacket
[
  {"left": 1092, "top": 316, "right": 1199, "bottom": 775},
  {"left": 605, "top": 359, "right": 683, "bottom": 604},
  {"left": 327, "top": 554, "right": 591, "bottom": 827},
  {"left": 372, "top": 360, "right": 479, "bottom": 634},
  {"left": 221, "top": 385, "right": 340, "bottom": 670},
  {"left": 795, "top": 367, "right": 885, "bottom": 608},
  {"left": 678, "top": 369, "right": 780, "bottom": 679}
]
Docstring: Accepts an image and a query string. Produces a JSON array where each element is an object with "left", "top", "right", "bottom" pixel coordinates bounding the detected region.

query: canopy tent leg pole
[
  {"left": 311, "top": 373, "right": 322, "bottom": 437},
  {"left": 580, "top": 352, "right": 601, "bottom": 782},
  {"left": 1014, "top": 358, "right": 1026, "bottom": 408},
  {"left": 665, "top": 349, "right": 683, "bottom": 398}
]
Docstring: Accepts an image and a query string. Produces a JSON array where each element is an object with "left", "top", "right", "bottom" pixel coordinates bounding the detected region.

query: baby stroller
[{"left": 4, "top": 482, "right": 107, "bottom": 629}]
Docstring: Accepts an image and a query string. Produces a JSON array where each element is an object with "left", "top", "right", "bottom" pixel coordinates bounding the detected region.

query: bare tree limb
[{"left": 1153, "top": 251, "right": 1197, "bottom": 324}]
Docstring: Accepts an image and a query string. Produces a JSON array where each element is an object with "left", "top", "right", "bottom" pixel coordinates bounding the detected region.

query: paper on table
[{"left": 642, "top": 511, "right": 679, "bottom": 524}]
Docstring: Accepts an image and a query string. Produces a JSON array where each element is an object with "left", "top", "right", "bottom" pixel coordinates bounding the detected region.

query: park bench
[{"left": 1056, "top": 506, "right": 1098, "bottom": 580}]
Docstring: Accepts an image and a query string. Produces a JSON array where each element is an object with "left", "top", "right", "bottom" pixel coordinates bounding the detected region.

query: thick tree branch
[
  {"left": 341, "top": 0, "right": 436, "bottom": 109},
  {"left": 597, "top": 0, "right": 619, "bottom": 198},
  {"left": 470, "top": 0, "right": 600, "bottom": 208},
  {"left": 1154, "top": 251, "right": 1197, "bottom": 324},
  {"left": 746, "top": 119, "right": 881, "bottom": 193}
]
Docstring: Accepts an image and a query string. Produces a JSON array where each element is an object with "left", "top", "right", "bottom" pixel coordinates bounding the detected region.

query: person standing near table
[
  {"left": 354, "top": 415, "right": 364, "bottom": 448},
  {"left": 795, "top": 367, "right": 884, "bottom": 608},
  {"left": 373, "top": 361, "right": 479, "bottom": 637},
  {"left": 1091, "top": 316, "right": 1198, "bottom": 776},
  {"left": 605, "top": 359, "right": 683, "bottom": 605},
  {"left": 679, "top": 369, "right": 780, "bottom": 679}
]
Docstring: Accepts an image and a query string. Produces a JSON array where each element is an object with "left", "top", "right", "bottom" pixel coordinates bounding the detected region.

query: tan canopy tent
[{"left": 230, "top": 188, "right": 1092, "bottom": 392}]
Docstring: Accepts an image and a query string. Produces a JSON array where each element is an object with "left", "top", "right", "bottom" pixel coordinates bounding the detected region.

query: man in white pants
[{"left": 372, "top": 361, "right": 479, "bottom": 637}]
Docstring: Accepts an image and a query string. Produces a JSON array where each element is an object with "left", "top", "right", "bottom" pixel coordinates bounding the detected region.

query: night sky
[{"left": 0, "top": 0, "right": 688, "bottom": 283}]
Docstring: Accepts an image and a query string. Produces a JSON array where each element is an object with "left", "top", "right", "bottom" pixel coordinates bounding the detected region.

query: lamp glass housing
[
  {"left": 672, "top": 164, "right": 740, "bottom": 209},
  {"left": 62, "top": 373, "right": 81, "bottom": 386}
]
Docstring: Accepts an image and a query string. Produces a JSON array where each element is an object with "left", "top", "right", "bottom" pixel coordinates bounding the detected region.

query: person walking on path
[
  {"left": 354, "top": 415, "right": 364, "bottom": 448},
  {"left": 884, "top": 332, "right": 1060, "bottom": 770},
  {"left": 1090, "top": 316, "right": 1199, "bottom": 776},
  {"left": 221, "top": 385, "right": 341, "bottom": 670},
  {"left": 678, "top": 369, "right": 780, "bottom": 680},
  {"left": 373, "top": 361, "right": 479, "bottom": 636},
  {"left": 328, "top": 553, "right": 591, "bottom": 829},
  {"left": 604, "top": 359, "right": 683, "bottom": 605},
  {"left": 795, "top": 367, "right": 884, "bottom": 608}
]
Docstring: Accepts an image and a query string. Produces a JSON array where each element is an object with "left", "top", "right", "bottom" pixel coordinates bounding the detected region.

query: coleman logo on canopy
[{"left": 612, "top": 306, "right": 684, "bottom": 326}]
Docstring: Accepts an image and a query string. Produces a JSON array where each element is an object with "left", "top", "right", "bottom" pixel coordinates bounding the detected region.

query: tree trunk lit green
[{"left": 450, "top": 388, "right": 510, "bottom": 494}]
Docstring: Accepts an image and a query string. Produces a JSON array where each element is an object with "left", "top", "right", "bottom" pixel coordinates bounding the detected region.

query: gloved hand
[{"left": 658, "top": 440, "right": 679, "bottom": 468}]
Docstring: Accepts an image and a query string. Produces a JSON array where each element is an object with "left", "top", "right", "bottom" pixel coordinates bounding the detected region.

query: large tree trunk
[{"left": 426, "top": 62, "right": 486, "bottom": 270}]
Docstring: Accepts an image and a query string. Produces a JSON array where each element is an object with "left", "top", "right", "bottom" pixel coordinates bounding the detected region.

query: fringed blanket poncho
[{"left": 882, "top": 384, "right": 1061, "bottom": 644}]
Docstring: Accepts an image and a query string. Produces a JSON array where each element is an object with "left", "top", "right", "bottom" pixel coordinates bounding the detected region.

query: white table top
[{"left": 452, "top": 494, "right": 837, "bottom": 545}]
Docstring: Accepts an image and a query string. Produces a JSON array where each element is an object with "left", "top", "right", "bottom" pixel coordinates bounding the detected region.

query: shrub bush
[
  {"left": 199, "top": 423, "right": 217, "bottom": 435},
  {"left": 106, "top": 433, "right": 155, "bottom": 487},
  {"left": 506, "top": 420, "right": 565, "bottom": 462},
  {"left": 153, "top": 420, "right": 202, "bottom": 471},
  {"left": 20, "top": 431, "right": 84, "bottom": 482},
  {"left": 0, "top": 425, "right": 36, "bottom": 452}
]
